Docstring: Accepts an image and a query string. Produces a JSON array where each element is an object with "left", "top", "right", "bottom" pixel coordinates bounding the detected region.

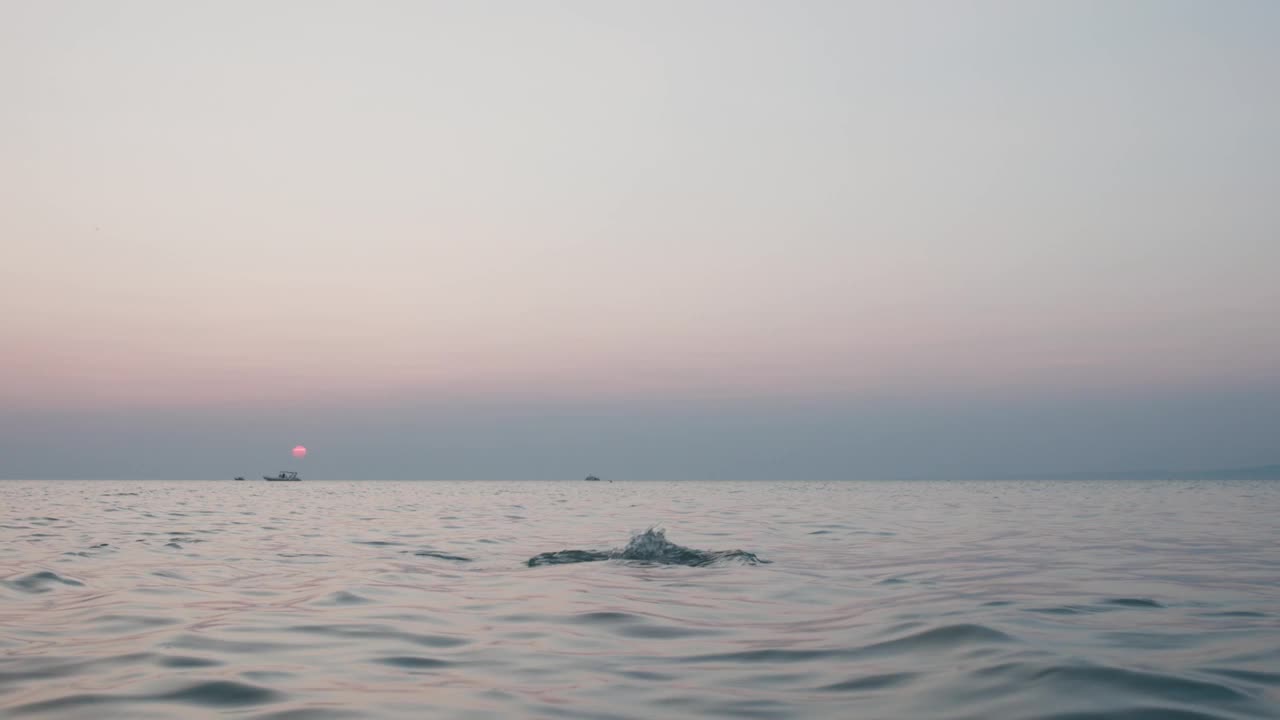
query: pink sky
[{"left": 1, "top": 2, "right": 1277, "bottom": 478}]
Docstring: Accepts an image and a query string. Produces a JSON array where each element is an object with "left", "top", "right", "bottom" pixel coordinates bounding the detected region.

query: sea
[{"left": 1, "top": 479, "right": 1277, "bottom": 719}]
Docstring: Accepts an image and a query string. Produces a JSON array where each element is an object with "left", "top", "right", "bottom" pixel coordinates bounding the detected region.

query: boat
[
  {"left": 264, "top": 471, "right": 301, "bottom": 482},
  {"left": 233, "top": 476, "right": 245, "bottom": 481},
  {"left": 585, "top": 475, "right": 601, "bottom": 482}
]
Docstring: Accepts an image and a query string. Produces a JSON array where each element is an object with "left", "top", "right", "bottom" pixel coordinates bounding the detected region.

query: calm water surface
[{"left": 1, "top": 480, "right": 1277, "bottom": 719}]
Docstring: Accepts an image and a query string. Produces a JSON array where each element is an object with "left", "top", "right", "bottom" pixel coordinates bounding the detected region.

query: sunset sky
[{"left": 2, "top": 1, "right": 1277, "bottom": 479}]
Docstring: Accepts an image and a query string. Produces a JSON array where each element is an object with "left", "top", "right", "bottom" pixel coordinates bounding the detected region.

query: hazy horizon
[{"left": 3, "top": 1, "right": 1278, "bottom": 480}]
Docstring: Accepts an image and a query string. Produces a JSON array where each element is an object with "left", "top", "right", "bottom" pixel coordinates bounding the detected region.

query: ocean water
[{"left": 1, "top": 480, "right": 1278, "bottom": 720}]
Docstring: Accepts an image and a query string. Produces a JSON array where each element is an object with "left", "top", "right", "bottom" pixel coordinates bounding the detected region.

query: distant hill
[
  {"left": 1008, "top": 464, "right": 1280, "bottom": 481},
  {"left": 1166, "top": 464, "right": 1280, "bottom": 480}
]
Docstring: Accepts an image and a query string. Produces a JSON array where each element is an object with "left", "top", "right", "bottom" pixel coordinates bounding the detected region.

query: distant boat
[
  {"left": 264, "top": 471, "right": 301, "bottom": 482},
  {"left": 233, "top": 476, "right": 245, "bottom": 481},
  {"left": 585, "top": 475, "right": 601, "bottom": 482}
]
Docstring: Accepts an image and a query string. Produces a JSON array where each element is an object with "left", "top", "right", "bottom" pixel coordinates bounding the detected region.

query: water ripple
[{"left": 1, "top": 479, "right": 1277, "bottom": 719}]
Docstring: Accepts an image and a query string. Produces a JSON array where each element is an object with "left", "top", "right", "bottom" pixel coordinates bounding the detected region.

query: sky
[{"left": 2, "top": 0, "right": 1278, "bottom": 480}]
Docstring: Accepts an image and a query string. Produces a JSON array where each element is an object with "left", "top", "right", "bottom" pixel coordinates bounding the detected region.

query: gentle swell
[
  {"left": 2, "top": 479, "right": 1278, "bottom": 720},
  {"left": 10, "top": 680, "right": 281, "bottom": 715},
  {"left": 2, "top": 570, "right": 85, "bottom": 594},
  {"left": 684, "top": 623, "right": 1015, "bottom": 663}
]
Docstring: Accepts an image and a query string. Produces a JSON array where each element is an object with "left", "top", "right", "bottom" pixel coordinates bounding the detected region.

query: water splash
[{"left": 527, "top": 528, "right": 766, "bottom": 567}]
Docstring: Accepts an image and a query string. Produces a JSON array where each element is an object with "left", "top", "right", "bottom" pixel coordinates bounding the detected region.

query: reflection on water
[{"left": 1, "top": 479, "right": 1278, "bottom": 719}]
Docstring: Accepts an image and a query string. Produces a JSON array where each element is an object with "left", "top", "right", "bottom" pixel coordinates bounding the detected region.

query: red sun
[{"left": 292, "top": 445, "right": 307, "bottom": 459}]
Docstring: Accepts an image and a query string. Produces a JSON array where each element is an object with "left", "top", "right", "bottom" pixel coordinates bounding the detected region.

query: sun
[{"left": 292, "top": 445, "right": 307, "bottom": 459}]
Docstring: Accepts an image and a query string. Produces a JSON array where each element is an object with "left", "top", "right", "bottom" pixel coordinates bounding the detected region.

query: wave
[
  {"left": 2, "top": 570, "right": 84, "bottom": 594},
  {"left": 9, "top": 680, "right": 281, "bottom": 715},
  {"left": 527, "top": 528, "right": 766, "bottom": 567},
  {"left": 406, "top": 550, "right": 472, "bottom": 562}
]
